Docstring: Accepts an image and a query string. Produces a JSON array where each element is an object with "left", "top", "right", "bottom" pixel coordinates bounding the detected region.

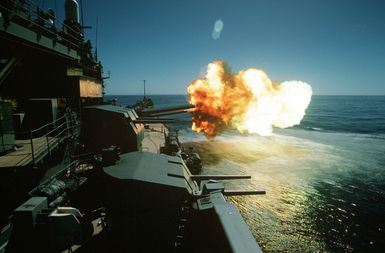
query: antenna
[
  {"left": 54, "top": 0, "right": 58, "bottom": 29},
  {"left": 95, "top": 17, "right": 98, "bottom": 61},
  {"left": 142, "top": 80, "right": 146, "bottom": 99},
  {"left": 80, "top": 0, "right": 84, "bottom": 34}
]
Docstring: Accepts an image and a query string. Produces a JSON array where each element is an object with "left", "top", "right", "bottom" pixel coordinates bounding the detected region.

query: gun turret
[{"left": 166, "top": 160, "right": 265, "bottom": 253}]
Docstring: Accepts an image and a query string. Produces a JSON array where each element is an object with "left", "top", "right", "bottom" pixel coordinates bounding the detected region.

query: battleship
[{"left": 0, "top": 0, "right": 264, "bottom": 252}]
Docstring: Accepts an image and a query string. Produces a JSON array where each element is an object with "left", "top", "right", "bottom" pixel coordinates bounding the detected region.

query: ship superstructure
[{"left": 0, "top": 0, "right": 103, "bottom": 228}]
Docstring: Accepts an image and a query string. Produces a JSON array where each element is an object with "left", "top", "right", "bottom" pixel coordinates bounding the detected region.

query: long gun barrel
[
  {"left": 223, "top": 190, "right": 266, "bottom": 196},
  {"left": 167, "top": 173, "right": 251, "bottom": 180},
  {"left": 140, "top": 104, "right": 195, "bottom": 116},
  {"left": 190, "top": 175, "right": 251, "bottom": 180},
  {"left": 133, "top": 118, "right": 176, "bottom": 124}
]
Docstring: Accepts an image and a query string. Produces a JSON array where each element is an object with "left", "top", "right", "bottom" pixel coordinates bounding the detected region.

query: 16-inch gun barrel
[{"left": 140, "top": 104, "right": 195, "bottom": 116}]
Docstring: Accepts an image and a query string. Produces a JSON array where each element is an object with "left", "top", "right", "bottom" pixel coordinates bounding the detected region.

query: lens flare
[{"left": 187, "top": 61, "right": 312, "bottom": 138}]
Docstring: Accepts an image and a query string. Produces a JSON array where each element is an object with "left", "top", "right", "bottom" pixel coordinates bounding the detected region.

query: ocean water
[{"left": 105, "top": 95, "right": 385, "bottom": 253}]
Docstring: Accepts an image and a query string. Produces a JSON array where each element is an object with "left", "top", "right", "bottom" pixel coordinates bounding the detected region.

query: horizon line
[{"left": 104, "top": 94, "right": 385, "bottom": 96}]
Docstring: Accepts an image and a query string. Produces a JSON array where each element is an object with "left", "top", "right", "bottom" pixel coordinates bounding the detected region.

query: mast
[
  {"left": 80, "top": 0, "right": 84, "bottom": 34},
  {"left": 95, "top": 17, "right": 98, "bottom": 61},
  {"left": 143, "top": 80, "right": 146, "bottom": 99}
]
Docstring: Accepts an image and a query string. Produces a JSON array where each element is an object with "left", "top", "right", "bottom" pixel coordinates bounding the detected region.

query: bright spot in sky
[
  {"left": 212, "top": 19, "right": 224, "bottom": 40},
  {"left": 214, "top": 19, "right": 224, "bottom": 32}
]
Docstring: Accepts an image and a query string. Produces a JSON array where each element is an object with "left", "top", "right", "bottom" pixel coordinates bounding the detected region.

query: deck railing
[
  {"left": 0, "top": 0, "right": 84, "bottom": 52},
  {"left": 2, "top": 112, "right": 80, "bottom": 166}
]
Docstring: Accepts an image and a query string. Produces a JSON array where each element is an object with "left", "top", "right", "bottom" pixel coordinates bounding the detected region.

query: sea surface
[{"left": 106, "top": 95, "right": 385, "bottom": 253}]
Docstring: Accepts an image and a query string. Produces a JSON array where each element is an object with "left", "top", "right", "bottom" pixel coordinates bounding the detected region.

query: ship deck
[{"left": 0, "top": 136, "right": 59, "bottom": 168}]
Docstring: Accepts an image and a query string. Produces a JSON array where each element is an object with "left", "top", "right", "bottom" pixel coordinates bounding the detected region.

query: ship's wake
[{"left": 182, "top": 134, "right": 308, "bottom": 166}]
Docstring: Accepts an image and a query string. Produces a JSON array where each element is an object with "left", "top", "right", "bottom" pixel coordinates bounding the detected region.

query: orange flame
[{"left": 187, "top": 61, "right": 312, "bottom": 138}]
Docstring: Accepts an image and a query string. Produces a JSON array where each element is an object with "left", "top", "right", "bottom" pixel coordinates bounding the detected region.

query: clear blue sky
[{"left": 47, "top": 0, "right": 385, "bottom": 95}]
